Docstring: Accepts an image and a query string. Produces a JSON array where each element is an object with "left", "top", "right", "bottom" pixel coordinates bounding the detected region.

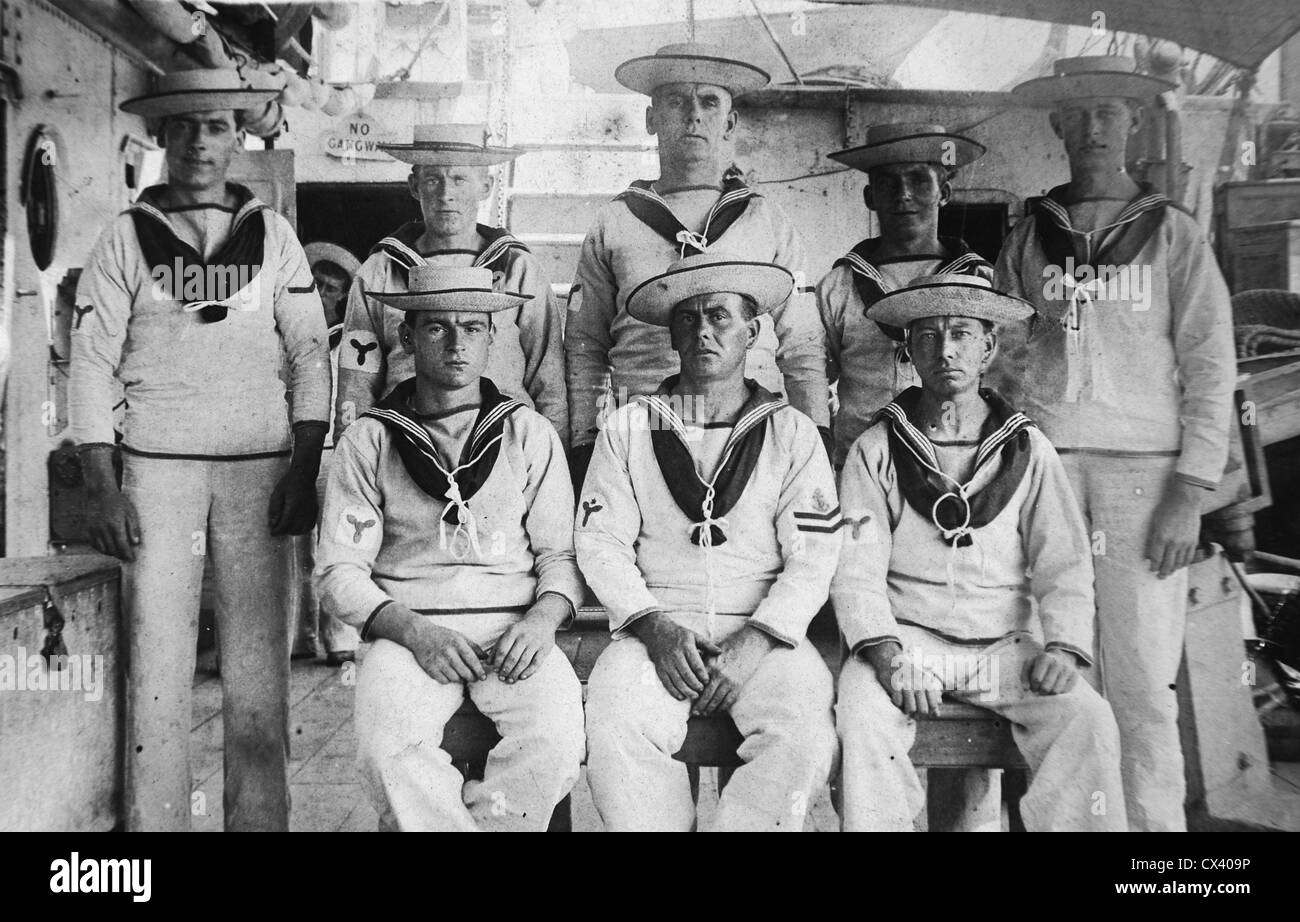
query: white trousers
[
  {"left": 836, "top": 629, "right": 1128, "bottom": 832},
  {"left": 1061, "top": 454, "right": 1189, "bottom": 832},
  {"left": 585, "top": 614, "right": 837, "bottom": 832},
  {"left": 354, "top": 612, "right": 584, "bottom": 832},
  {"left": 122, "top": 454, "right": 292, "bottom": 832}
]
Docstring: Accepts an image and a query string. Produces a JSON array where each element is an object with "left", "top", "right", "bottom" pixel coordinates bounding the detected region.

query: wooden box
[
  {"left": 0, "top": 555, "right": 123, "bottom": 831},
  {"left": 1229, "top": 219, "right": 1300, "bottom": 294},
  {"left": 1214, "top": 179, "right": 1300, "bottom": 288}
]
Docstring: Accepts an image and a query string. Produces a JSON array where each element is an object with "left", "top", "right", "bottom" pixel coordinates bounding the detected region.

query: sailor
[
  {"left": 817, "top": 122, "right": 993, "bottom": 469},
  {"left": 334, "top": 124, "right": 567, "bottom": 442},
  {"left": 578, "top": 253, "right": 839, "bottom": 832},
  {"left": 70, "top": 68, "right": 332, "bottom": 831},
  {"left": 832, "top": 275, "right": 1127, "bottom": 832},
  {"left": 994, "top": 56, "right": 1237, "bottom": 831},
  {"left": 291, "top": 241, "right": 365, "bottom": 666},
  {"left": 316, "top": 265, "right": 585, "bottom": 832},
  {"left": 817, "top": 124, "right": 999, "bottom": 831},
  {"left": 566, "top": 43, "right": 830, "bottom": 489}
]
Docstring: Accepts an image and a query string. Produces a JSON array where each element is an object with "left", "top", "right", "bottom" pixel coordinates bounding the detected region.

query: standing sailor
[
  {"left": 70, "top": 69, "right": 332, "bottom": 831},
  {"left": 316, "top": 266, "right": 585, "bottom": 832},
  {"left": 833, "top": 275, "right": 1126, "bottom": 832},
  {"left": 566, "top": 43, "right": 829, "bottom": 487},
  {"left": 994, "top": 56, "right": 1237, "bottom": 831},
  {"left": 335, "top": 124, "right": 567, "bottom": 442},
  {"left": 578, "top": 253, "right": 839, "bottom": 832},
  {"left": 292, "top": 241, "right": 365, "bottom": 665},
  {"left": 818, "top": 123, "right": 992, "bottom": 468}
]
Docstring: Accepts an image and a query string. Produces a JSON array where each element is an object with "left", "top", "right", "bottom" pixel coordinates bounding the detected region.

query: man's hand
[
  {"left": 630, "top": 612, "right": 719, "bottom": 700},
  {"left": 81, "top": 445, "right": 141, "bottom": 561},
  {"left": 693, "top": 625, "right": 775, "bottom": 715},
  {"left": 492, "top": 593, "right": 570, "bottom": 683},
  {"left": 1144, "top": 478, "right": 1204, "bottom": 579},
  {"left": 267, "top": 469, "right": 319, "bottom": 535},
  {"left": 1026, "top": 648, "right": 1081, "bottom": 695},
  {"left": 404, "top": 615, "right": 489, "bottom": 685},
  {"left": 862, "top": 641, "right": 944, "bottom": 717},
  {"left": 86, "top": 485, "right": 142, "bottom": 561}
]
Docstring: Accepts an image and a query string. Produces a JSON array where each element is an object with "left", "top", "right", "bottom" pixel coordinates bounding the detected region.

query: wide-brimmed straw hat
[
  {"left": 829, "top": 122, "right": 985, "bottom": 174},
  {"left": 378, "top": 124, "right": 525, "bottom": 166},
  {"left": 868, "top": 274, "right": 1034, "bottom": 330},
  {"left": 1012, "top": 55, "right": 1176, "bottom": 103},
  {"left": 625, "top": 251, "right": 793, "bottom": 327},
  {"left": 367, "top": 266, "right": 530, "bottom": 314},
  {"left": 615, "top": 42, "right": 770, "bottom": 98},
  {"left": 304, "top": 242, "right": 361, "bottom": 279},
  {"left": 119, "top": 68, "right": 278, "bottom": 118}
]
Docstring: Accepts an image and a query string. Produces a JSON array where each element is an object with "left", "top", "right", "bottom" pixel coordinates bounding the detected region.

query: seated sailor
[
  {"left": 315, "top": 265, "right": 585, "bottom": 832},
  {"left": 831, "top": 274, "right": 1126, "bottom": 832},
  {"left": 577, "top": 252, "right": 841, "bottom": 832}
]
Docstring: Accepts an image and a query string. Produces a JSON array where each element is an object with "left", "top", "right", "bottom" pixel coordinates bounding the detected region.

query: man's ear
[
  {"left": 645, "top": 104, "right": 658, "bottom": 138},
  {"left": 1128, "top": 102, "right": 1145, "bottom": 136},
  {"left": 862, "top": 184, "right": 876, "bottom": 212},
  {"left": 722, "top": 106, "right": 739, "bottom": 141},
  {"left": 476, "top": 169, "right": 494, "bottom": 202},
  {"left": 938, "top": 177, "right": 953, "bottom": 208},
  {"left": 1048, "top": 110, "right": 1064, "bottom": 140},
  {"left": 746, "top": 316, "right": 760, "bottom": 348},
  {"left": 407, "top": 170, "right": 420, "bottom": 203},
  {"left": 982, "top": 329, "right": 999, "bottom": 369},
  {"left": 399, "top": 320, "right": 416, "bottom": 356}
]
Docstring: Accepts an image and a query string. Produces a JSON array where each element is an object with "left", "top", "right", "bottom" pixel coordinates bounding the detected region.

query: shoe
[
  {"left": 291, "top": 648, "right": 319, "bottom": 660},
  {"left": 326, "top": 650, "right": 357, "bottom": 667}
]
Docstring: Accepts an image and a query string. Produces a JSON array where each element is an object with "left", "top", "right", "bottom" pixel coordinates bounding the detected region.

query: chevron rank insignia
[{"left": 794, "top": 490, "right": 843, "bottom": 534}]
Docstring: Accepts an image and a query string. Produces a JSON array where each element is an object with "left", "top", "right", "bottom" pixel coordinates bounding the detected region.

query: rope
[{"left": 432, "top": 432, "right": 505, "bottom": 561}]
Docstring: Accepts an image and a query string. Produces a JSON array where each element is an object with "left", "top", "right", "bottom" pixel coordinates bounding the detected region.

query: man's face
[
  {"left": 161, "top": 110, "right": 242, "bottom": 193},
  {"left": 906, "top": 315, "right": 996, "bottom": 398},
  {"left": 669, "top": 292, "right": 756, "bottom": 383},
  {"left": 646, "top": 83, "right": 737, "bottom": 170},
  {"left": 1050, "top": 97, "right": 1141, "bottom": 172},
  {"left": 408, "top": 165, "right": 492, "bottom": 238},
  {"left": 865, "top": 163, "right": 949, "bottom": 233},
  {"left": 312, "top": 265, "right": 349, "bottom": 320},
  {"left": 400, "top": 310, "right": 493, "bottom": 391}
]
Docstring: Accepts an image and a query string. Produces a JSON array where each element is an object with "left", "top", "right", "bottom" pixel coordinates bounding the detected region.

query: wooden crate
[
  {"left": 1214, "top": 179, "right": 1300, "bottom": 288},
  {"left": 0, "top": 555, "right": 123, "bottom": 831},
  {"left": 1229, "top": 220, "right": 1300, "bottom": 294}
]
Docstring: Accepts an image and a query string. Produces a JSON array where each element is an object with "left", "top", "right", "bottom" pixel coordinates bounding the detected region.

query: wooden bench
[{"left": 444, "top": 613, "right": 1028, "bottom": 830}]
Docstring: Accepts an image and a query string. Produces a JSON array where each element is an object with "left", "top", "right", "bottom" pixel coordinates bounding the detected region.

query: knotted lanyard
[
  {"left": 1032, "top": 183, "right": 1171, "bottom": 402},
  {"left": 643, "top": 377, "right": 784, "bottom": 633},
  {"left": 130, "top": 183, "right": 270, "bottom": 312},
  {"left": 363, "top": 377, "right": 523, "bottom": 560},
  {"left": 833, "top": 237, "right": 993, "bottom": 353},
  {"left": 876, "top": 387, "right": 1036, "bottom": 614},
  {"left": 617, "top": 166, "right": 757, "bottom": 258}
]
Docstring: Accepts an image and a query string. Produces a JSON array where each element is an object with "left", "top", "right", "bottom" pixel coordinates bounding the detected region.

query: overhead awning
[{"left": 808, "top": 0, "right": 1300, "bottom": 69}]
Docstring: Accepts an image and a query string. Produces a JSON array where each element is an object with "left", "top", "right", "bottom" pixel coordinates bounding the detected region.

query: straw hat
[
  {"left": 378, "top": 124, "right": 525, "bottom": 167},
  {"left": 615, "top": 42, "right": 770, "bottom": 98},
  {"left": 828, "top": 122, "right": 985, "bottom": 174},
  {"left": 119, "top": 68, "right": 278, "bottom": 118},
  {"left": 304, "top": 242, "right": 361, "bottom": 279},
  {"left": 1012, "top": 56, "right": 1176, "bottom": 103},
  {"left": 625, "top": 252, "right": 793, "bottom": 327},
  {"left": 367, "top": 266, "right": 529, "bottom": 314},
  {"left": 867, "top": 274, "right": 1034, "bottom": 330}
]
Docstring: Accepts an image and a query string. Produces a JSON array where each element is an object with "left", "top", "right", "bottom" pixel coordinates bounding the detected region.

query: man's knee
[{"left": 585, "top": 640, "right": 685, "bottom": 747}]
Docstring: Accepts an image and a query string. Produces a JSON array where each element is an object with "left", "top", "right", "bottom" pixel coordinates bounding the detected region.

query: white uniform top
[
  {"left": 993, "top": 187, "right": 1236, "bottom": 488},
  {"left": 315, "top": 389, "right": 583, "bottom": 634},
  {"left": 70, "top": 184, "right": 330, "bottom": 456},
  {"left": 334, "top": 224, "right": 568, "bottom": 443},
  {"left": 575, "top": 389, "right": 842, "bottom": 647},
  {"left": 566, "top": 180, "right": 829, "bottom": 448},
  {"left": 832, "top": 410, "right": 1096, "bottom": 662}
]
